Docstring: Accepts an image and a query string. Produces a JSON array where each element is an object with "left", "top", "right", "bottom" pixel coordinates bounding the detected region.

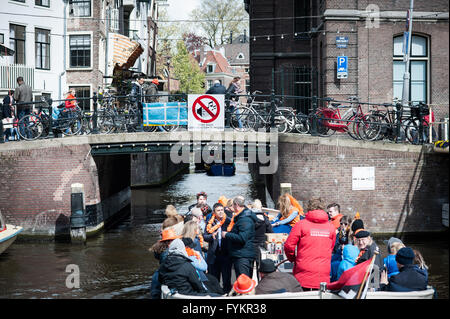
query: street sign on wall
[
  {"left": 352, "top": 167, "right": 375, "bottom": 190},
  {"left": 336, "top": 36, "right": 349, "bottom": 48},
  {"left": 337, "top": 56, "right": 348, "bottom": 79},
  {"left": 188, "top": 94, "right": 224, "bottom": 131}
]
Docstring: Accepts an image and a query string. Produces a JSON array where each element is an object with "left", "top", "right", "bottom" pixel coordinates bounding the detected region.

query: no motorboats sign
[{"left": 188, "top": 94, "right": 224, "bottom": 131}]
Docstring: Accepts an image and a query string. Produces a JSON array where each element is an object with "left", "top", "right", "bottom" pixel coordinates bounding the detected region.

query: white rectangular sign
[
  {"left": 352, "top": 167, "right": 375, "bottom": 190},
  {"left": 188, "top": 94, "right": 225, "bottom": 131}
]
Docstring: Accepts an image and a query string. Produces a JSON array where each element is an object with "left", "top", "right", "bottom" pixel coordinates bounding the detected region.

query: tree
[
  {"left": 190, "top": 0, "right": 249, "bottom": 48},
  {"left": 172, "top": 41, "right": 205, "bottom": 94},
  {"left": 183, "top": 32, "right": 208, "bottom": 53}
]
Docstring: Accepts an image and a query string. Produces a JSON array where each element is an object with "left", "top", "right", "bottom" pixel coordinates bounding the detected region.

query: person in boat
[
  {"left": 158, "top": 238, "right": 218, "bottom": 296},
  {"left": 162, "top": 205, "right": 184, "bottom": 236},
  {"left": 187, "top": 191, "right": 212, "bottom": 219},
  {"left": 383, "top": 237, "right": 405, "bottom": 279},
  {"left": 149, "top": 228, "right": 181, "bottom": 299},
  {"left": 380, "top": 247, "right": 428, "bottom": 292},
  {"left": 284, "top": 197, "right": 336, "bottom": 290},
  {"left": 221, "top": 196, "right": 258, "bottom": 278},
  {"left": 349, "top": 218, "right": 364, "bottom": 245},
  {"left": 255, "top": 259, "right": 303, "bottom": 295},
  {"left": 327, "top": 203, "right": 343, "bottom": 230},
  {"left": 413, "top": 249, "right": 429, "bottom": 282},
  {"left": 228, "top": 274, "right": 256, "bottom": 296},
  {"left": 354, "top": 229, "right": 384, "bottom": 272},
  {"left": 250, "top": 199, "right": 273, "bottom": 280},
  {"left": 330, "top": 215, "right": 352, "bottom": 281},
  {"left": 271, "top": 193, "right": 304, "bottom": 234},
  {"left": 181, "top": 220, "right": 205, "bottom": 256},
  {"left": 203, "top": 202, "right": 233, "bottom": 293},
  {"left": 335, "top": 244, "right": 360, "bottom": 281},
  {"left": 181, "top": 236, "right": 224, "bottom": 295}
]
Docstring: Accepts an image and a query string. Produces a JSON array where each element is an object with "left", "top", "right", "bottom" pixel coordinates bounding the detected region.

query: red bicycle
[{"left": 313, "top": 96, "right": 370, "bottom": 139}]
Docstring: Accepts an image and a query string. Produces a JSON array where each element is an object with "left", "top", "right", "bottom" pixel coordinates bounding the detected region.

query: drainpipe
[
  {"left": 105, "top": 6, "right": 110, "bottom": 86},
  {"left": 59, "top": 0, "right": 68, "bottom": 100}
]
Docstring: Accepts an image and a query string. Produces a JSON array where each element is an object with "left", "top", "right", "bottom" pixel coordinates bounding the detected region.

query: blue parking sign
[{"left": 337, "top": 56, "right": 348, "bottom": 79}]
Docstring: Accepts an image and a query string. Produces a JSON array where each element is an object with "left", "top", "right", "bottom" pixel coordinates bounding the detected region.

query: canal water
[{"left": 0, "top": 161, "right": 448, "bottom": 299}]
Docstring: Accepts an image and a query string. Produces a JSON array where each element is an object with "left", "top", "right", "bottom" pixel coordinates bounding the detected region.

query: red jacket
[{"left": 284, "top": 209, "right": 336, "bottom": 289}]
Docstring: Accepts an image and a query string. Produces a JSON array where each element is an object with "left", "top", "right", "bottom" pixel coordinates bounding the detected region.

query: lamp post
[{"left": 166, "top": 56, "right": 171, "bottom": 94}]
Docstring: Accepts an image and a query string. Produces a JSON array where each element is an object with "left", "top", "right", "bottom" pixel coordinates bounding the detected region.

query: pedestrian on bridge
[{"left": 206, "top": 80, "right": 227, "bottom": 95}]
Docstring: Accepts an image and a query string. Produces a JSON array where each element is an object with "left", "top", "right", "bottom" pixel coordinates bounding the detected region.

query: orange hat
[
  {"left": 218, "top": 195, "right": 228, "bottom": 206},
  {"left": 233, "top": 274, "right": 256, "bottom": 294},
  {"left": 152, "top": 78, "right": 159, "bottom": 85},
  {"left": 160, "top": 228, "right": 180, "bottom": 242}
]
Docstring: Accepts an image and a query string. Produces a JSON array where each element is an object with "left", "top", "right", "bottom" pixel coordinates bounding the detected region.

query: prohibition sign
[{"left": 192, "top": 95, "right": 221, "bottom": 124}]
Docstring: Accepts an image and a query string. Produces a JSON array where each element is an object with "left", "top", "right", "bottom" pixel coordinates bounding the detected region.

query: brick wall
[
  {"left": 0, "top": 144, "right": 101, "bottom": 236},
  {"left": 273, "top": 139, "right": 449, "bottom": 234}
]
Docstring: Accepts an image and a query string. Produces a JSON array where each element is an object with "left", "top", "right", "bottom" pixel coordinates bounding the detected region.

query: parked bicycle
[
  {"left": 230, "top": 91, "right": 296, "bottom": 133},
  {"left": 17, "top": 98, "right": 83, "bottom": 140}
]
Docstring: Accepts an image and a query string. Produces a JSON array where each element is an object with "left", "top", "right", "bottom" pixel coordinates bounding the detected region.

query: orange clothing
[
  {"left": 330, "top": 213, "right": 343, "bottom": 229},
  {"left": 65, "top": 93, "right": 77, "bottom": 109}
]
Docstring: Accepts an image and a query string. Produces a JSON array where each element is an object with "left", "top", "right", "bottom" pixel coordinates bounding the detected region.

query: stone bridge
[{"left": 0, "top": 131, "right": 448, "bottom": 238}]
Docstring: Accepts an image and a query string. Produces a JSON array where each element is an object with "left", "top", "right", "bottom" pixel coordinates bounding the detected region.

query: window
[
  {"left": 70, "top": 86, "right": 90, "bottom": 111},
  {"left": 12, "top": 0, "right": 26, "bottom": 3},
  {"left": 35, "top": 28, "right": 50, "bottom": 70},
  {"left": 237, "top": 53, "right": 245, "bottom": 60},
  {"left": 69, "top": 0, "right": 91, "bottom": 17},
  {"left": 36, "top": 0, "right": 50, "bottom": 7},
  {"left": 207, "top": 80, "right": 213, "bottom": 89},
  {"left": 207, "top": 64, "right": 215, "bottom": 73},
  {"left": 245, "top": 79, "right": 250, "bottom": 93},
  {"left": 69, "top": 35, "right": 91, "bottom": 68},
  {"left": 294, "top": 0, "right": 310, "bottom": 38},
  {"left": 0, "top": 33, "right": 3, "bottom": 44},
  {"left": 10, "top": 24, "right": 26, "bottom": 65},
  {"left": 393, "top": 34, "right": 428, "bottom": 103}
]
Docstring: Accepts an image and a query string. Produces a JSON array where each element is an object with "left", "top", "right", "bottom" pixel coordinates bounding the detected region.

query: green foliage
[
  {"left": 172, "top": 41, "right": 205, "bottom": 94},
  {"left": 190, "top": 0, "right": 249, "bottom": 48}
]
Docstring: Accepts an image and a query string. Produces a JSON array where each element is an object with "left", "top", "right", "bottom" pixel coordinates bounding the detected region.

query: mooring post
[
  {"left": 70, "top": 183, "right": 86, "bottom": 244},
  {"left": 280, "top": 183, "right": 292, "bottom": 195}
]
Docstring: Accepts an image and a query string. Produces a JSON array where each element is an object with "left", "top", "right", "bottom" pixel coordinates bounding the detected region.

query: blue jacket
[
  {"left": 384, "top": 254, "right": 400, "bottom": 278},
  {"left": 225, "top": 207, "right": 258, "bottom": 260},
  {"left": 336, "top": 245, "right": 360, "bottom": 280}
]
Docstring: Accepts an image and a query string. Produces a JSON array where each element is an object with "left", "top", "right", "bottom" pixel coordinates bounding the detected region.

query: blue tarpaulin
[{"left": 142, "top": 102, "right": 188, "bottom": 126}]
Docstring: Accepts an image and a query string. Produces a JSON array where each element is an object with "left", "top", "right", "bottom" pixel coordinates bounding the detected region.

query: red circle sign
[{"left": 192, "top": 95, "right": 221, "bottom": 123}]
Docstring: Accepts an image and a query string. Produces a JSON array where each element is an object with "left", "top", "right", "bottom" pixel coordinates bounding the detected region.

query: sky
[{"left": 165, "top": 0, "right": 201, "bottom": 21}]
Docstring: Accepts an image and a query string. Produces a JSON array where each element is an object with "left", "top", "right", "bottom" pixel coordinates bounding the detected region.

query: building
[
  {"left": 0, "top": 0, "right": 66, "bottom": 101},
  {"left": 66, "top": 0, "right": 159, "bottom": 109},
  {"left": 244, "top": 0, "right": 449, "bottom": 118},
  {"left": 194, "top": 48, "right": 234, "bottom": 90},
  {"left": 216, "top": 34, "right": 250, "bottom": 94}
]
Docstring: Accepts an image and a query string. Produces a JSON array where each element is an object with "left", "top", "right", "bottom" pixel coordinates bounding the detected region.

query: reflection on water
[{"left": 0, "top": 160, "right": 448, "bottom": 299}]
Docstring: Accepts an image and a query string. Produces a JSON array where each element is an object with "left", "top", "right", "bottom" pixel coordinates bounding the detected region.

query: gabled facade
[{"left": 194, "top": 48, "right": 234, "bottom": 91}]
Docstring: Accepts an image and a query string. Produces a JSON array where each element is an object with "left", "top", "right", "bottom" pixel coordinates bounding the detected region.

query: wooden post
[
  {"left": 70, "top": 183, "right": 86, "bottom": 244},
  {"left": 280, "top": 183, "right": 292, "bottom": 195}
]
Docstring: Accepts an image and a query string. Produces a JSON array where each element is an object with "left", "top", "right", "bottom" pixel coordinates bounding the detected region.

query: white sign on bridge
[{"left": 188, "top": 94, "right": 224, "bottom": 131}]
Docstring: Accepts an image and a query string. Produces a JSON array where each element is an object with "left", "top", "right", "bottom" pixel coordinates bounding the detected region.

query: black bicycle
[{"left": 17, "top": 99, "right": 83, "bottom": 140}]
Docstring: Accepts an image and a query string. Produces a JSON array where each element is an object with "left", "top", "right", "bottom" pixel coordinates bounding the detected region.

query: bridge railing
[{"left": 1, "top": 91, "right": 447, "bottom": 146}]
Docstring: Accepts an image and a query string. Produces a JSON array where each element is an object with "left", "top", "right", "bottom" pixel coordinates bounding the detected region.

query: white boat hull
[
  {"left": 0, "top": 224, "right": 23, "bottom": 255},
  {"left": 161, "top": 284, "right": 435, "bottom": 299}
]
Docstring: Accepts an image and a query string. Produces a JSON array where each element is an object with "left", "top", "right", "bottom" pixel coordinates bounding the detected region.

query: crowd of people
[{"left": 149, "top": 192, "right": 430, "bottom": 298}]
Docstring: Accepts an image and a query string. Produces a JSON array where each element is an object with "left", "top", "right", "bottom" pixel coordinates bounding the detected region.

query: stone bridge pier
[{"left": 0, "top": 136, "right": 187, "bottom": 239}]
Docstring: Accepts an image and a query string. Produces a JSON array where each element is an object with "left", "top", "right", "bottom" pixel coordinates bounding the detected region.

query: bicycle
[
  {"left": 312, "top": 96, "right": 369, "bottom": 139},
  {"left": 230, "top": 91, "right": 296, "bottom": 133},
  {"left": 17, "top": 99, "right": 83, "bottom": 140}
]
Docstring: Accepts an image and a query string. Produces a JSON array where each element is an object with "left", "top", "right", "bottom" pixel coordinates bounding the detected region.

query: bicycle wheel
[
  {"left": 404, "top": 119, "right": 428, "bottom": 145},
  {"left": 230, "top": 106, "right": 256, "bottom": 132},
  {"left": 162, "top": 124, "right": 179, "bottom": 132},
  {"left": 314, "top": 111, "right": 336, "bottom": 137},
  {"left": 61, "top": 111, "right": 83, "bottom": 136},
  {"left": 274, "top": 109, "right": 296, "bottom": 133},
  {"left": 93, "top": 108, "right": 116, "bottom": 134},
  {"left": 294, "top": 114, "right": 310, "bottom": 134},
  {"left": 18, "top": 114, "right": 44, "bottom": 140},
  {"left": 357, "top": 114, "right": 383, "bottom": 141}
]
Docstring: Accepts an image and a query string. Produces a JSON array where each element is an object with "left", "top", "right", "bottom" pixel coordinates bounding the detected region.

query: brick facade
[{"left": 266, "top": 137, "right": 449, "bottom": 234}]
